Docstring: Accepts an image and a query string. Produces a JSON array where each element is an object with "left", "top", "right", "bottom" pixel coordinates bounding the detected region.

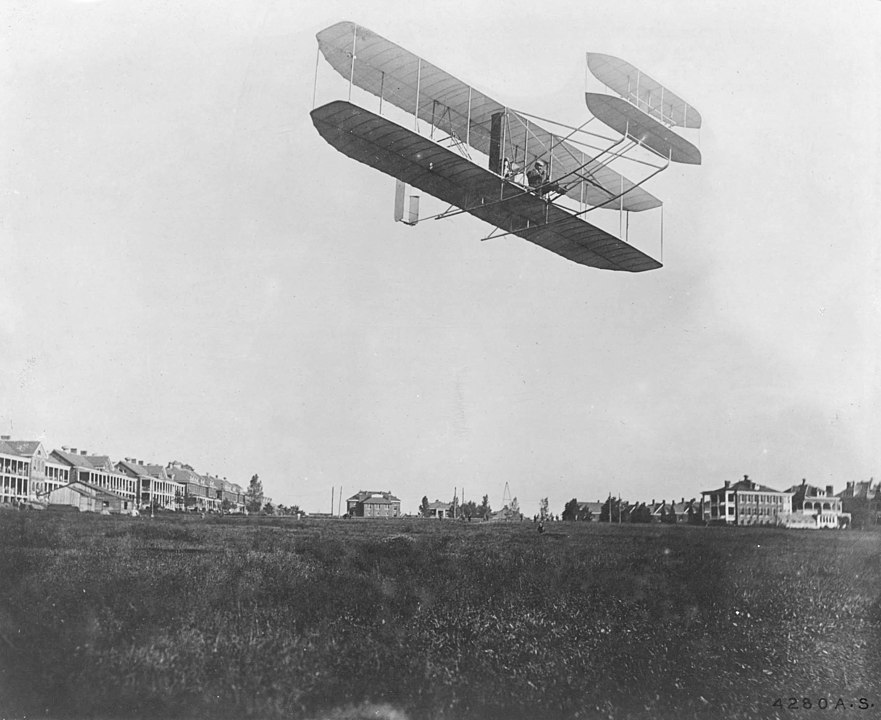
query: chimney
[
  {"left": 724, "top": 480, "right": 730, "bottom": 489},
  {"left": 80, "top": 450, "right": 87, "bottom": 456},
  {"left": 0, "top": 435, "right": 10, "bottom": 440},
  {"left": 847, "top": 481, "right": 854, "bottom": 489},
  {"left": 826, "top": 485, "right": 834, "bottom": 496},
  {"left": 802, "top": 478, "right": 807, "bottom": 485}
]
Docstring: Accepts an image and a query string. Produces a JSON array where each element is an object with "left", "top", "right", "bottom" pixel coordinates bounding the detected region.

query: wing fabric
[
  {"left": 311, "top": 100, "right": 662, "bottom": 273},
  {"left": 587, "top": 52, "right": 702, "bottom": 129},
  {"left": 317, "top": 21, "right": 661, "bottom": 213},
  {"left": 585, "top": 93, "right": 702, "bottom": 165}
]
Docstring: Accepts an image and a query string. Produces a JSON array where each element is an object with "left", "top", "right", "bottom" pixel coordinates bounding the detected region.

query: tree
[
  {"left": 631, "top": 502, "right": 652, "bottom": 523},
  {"left": 478, "top": 494, "right": 492, "bottom": 519},
  {"left": 460, "top": 500, "right": 478, "bottom": 519},
  {"left": 246, "top": 474, "right": 263, "bottom": 514},
  {"left": 539, "top": 497, "right": 550, "bottom": 521},
  {"left": 262, "top": 501, "right": 275, "bottom": 515},
  {"left": 221, "top": 498, "right": 233, "bottom": 514},
  {"left": 420, "top": 496, "right": 430, "bottom": 518},
  {"left": 510, "top": 496, "right": 520, "bottom": 515},
  {"left": 600, "top": 496, "right": 620, "bottom": 523},
  {"left": 562, "top": 498, "right": 579, "bottom": 521}
]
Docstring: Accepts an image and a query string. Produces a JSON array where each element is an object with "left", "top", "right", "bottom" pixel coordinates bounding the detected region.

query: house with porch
[
  {"left": 0, "top": 437, "right": 49, "bottom": 504},
  {"left": 117, "top": 458, "right": 183, "bottom": 511},
  {"left": 426, "top": 500, "right": 452, "bottom": 518},
  {"left": 783, "top": 479, "right": 849, "bottom": 529}
]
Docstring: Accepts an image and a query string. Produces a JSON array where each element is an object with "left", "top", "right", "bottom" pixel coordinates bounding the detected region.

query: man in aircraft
[
  {"left": 526, "top": 159, "right": 548, "bottom": 189},
  {"left": 526, "top": 159, "right": 565, "bottom": 197}
]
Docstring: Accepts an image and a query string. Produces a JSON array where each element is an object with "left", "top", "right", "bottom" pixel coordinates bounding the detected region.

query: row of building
[
  {"left": 572, "top": 475, "right": 879, "bottom": 530},
  {"left": 414, "top": 475, "right": 879, "bottom": 530},
  {"left": 3, "top": 433, "right": 877, "bottom": 529},
  {"left": 0, "top": 436, "right": 249, "bottom": 514}
]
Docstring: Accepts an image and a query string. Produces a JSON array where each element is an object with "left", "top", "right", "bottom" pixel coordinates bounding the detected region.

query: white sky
[{"left": 2, "top": 0, "right": 879, "bottom": 514}]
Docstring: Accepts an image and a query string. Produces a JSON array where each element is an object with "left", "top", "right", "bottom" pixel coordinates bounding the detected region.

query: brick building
[
  {"left": 701, "top": 475, "right": 792, "bottom": 526},
  {"left": 346, "top": 490, "right": 401, "bottom": 518}
]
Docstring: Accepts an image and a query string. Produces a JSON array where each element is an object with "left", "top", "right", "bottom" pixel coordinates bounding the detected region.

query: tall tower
[{"left": 502, "top": 481, "right": 512, "bottom": 509}]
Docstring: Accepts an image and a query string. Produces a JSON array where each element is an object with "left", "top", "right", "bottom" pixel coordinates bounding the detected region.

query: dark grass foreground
[{"left": 0, "top": 513, "right": 878, "bottom": 720}]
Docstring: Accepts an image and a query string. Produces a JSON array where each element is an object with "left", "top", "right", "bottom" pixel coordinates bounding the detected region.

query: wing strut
[
  {"left": 421, "top": 137, "right": 634, "bottom": 225},
  {"left": 480, "top": 154, "right": 668, "bottom": 243}
]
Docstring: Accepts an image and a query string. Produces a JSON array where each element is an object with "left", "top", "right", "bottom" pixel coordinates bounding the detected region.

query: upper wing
[
  {"left": 311, "top": 100, "right": 662, "bottom": 273},
  {"left": 317, "top": 21, "right": 661, "bottom": 213},
  {"left": 587, "top": 52, "right": 702, "bottom": 129}
]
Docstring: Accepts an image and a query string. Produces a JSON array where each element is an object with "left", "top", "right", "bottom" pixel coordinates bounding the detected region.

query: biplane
[{"left": 310, "top": 21, "right": 701, "bottom": 273}]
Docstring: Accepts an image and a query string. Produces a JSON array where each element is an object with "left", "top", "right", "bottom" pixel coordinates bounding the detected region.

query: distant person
[{"left": 538, "top": 521, "right": 545, "bottom": 534}]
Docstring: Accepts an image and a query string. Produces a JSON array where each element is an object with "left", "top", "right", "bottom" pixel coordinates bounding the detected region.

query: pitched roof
[
  {"left": 167, "top": 466, "right": 203, "bottom": 484},
  {"left": 837, "top": 481, "right": 877, "bottom": 500},
  {"left": 649, "top": 501, "right": 672, "bottom": 515},
  {"left": 46, "top": 480, "right": 126, "bottom": 502},
  {"left": 577, "top": 501, "right": 605, "bottom": 513},
  {"left": 84, "top": 455, "right": 116, "bottom": 472},
  {"left": 203, "top": 475, "right": 224, "bottom": 490},
  {"left": 786, "top": 482, "right": 831, "bottom": 501},
  {"left": 51, "top": 449, "right": 97, "bottom": 468},
  {"left": 117, "top": 459, "right": 150, "bottom": 477},
  {"left": 0, "top": 440, "right": 44, "bottom": 457}
]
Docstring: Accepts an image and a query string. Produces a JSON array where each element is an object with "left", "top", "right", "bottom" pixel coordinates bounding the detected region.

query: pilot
[{"left": 526, "top": 160, "right": 548, "bottom": 189}]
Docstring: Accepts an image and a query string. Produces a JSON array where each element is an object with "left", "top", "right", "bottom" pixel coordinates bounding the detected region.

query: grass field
[{"left": 0, "top": 512, "right": 878, "bottom": 720}]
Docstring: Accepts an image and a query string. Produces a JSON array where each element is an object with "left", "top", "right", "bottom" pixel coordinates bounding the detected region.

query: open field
[{"left": 0, "top": 512, "right": 878, "bottom": 720}]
